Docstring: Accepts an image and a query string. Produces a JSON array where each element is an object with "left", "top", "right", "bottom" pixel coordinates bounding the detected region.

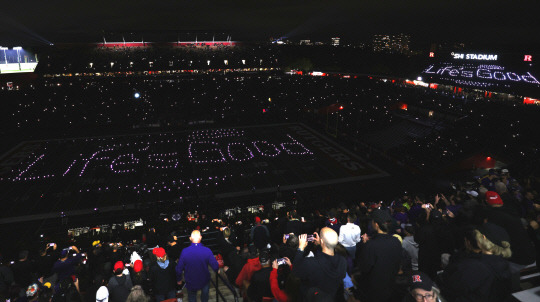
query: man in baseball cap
[{"left": 405, "top": 271, "right": 441, "bottom": 302}]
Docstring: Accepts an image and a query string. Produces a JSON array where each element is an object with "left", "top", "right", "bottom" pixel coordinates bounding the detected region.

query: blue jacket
[{"left": 176, "top": 243, "right": 219, "bottom": 290}]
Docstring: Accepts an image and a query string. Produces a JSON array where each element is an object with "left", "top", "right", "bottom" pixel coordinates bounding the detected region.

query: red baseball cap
[
  {"left": 255, "top": 216, "right": 261, "bottom": 223},
  {"left": 485, "top": 191, "right": 503, "bottom": 206},
  {"left": 152, "top": 247, "right": 166, "bottom": 258},
  {"left": 113, "top": 261, "right": 124, "bottom": 272},
  {"left": 133, "top": 260, "right": 143, "bottom": 273}
]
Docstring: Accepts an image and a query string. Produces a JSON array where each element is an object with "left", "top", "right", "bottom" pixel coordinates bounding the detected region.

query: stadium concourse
[{"left": 0, "top": 44, "right": 539, "bottom": 302}]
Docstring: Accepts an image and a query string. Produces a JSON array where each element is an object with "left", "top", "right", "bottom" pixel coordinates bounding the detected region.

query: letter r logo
[
  {"left": 524, "top": 55, "right": 532, "bottom": 62},
  {"left": 413, "top": 275, "right": 422, "bottom": 283}
]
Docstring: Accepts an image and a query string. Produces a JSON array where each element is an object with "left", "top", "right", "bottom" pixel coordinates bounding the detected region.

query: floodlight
[
  {"left": 134, "top": 92, "right": 140, "bottom": 98},
  {"left": 13, "top": 47, "right": 22, "bottom": 50},
  {"left": 0, "top": 47, "right": 7, "bottom": 50}
]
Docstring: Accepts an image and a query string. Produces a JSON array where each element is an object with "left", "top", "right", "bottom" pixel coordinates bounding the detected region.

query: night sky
[{"left": 1, "top": 0, "right": 539, "bottom": 49}]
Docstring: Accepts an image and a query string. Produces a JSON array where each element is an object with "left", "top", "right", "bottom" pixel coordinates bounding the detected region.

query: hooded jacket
[{"left": 402, "top": 236, "right": 419, "bottom": 270}]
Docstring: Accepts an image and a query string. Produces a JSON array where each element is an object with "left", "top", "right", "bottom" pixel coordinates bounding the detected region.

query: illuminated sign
[
  {"left": 423, "top": 64, "right": 539, "bottom": 85},
  {"left": 429, "top": 52, "right": 435, "bottom": 58},
  {"left": 452, "top": 53, "right": 498, "bottom": 61},
  {"left": 524, "top": 55, "right": 533, "bottom": 62},
  {"left": 524, "top": 97, "right": 539, "bottom": 105}
]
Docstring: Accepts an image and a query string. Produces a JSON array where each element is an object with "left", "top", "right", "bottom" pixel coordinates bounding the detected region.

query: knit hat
[
  {"left": 255, "top": 216, "right": 261, "bottom": 223},
  {"left": 410, "top": 271, "right": 433, "bottom": 291},
  {"left": 478, "top": 223, "right": 510, "bottom": 247},
  {"left": 96, "top": 286, "right": 109, "bottom": 302},
  {"left": 113, "top": 261, "right": 124, "bottom": 272},
  {"left": 485, "top": 191, "right": 503, "bottom": 206},
  {"left": 133, "top": 260, "right": 143, "bottom": 273},
  {"left": 152, "top": 247, "right": 166, "bottom": 258}
]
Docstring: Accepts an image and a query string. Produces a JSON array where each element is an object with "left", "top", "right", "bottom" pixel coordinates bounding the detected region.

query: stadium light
[
  {"left": 13, "top": 47, "right": 22, "bottom": 50},
  {"left": 0, "top": 47, "right": 8, "bottom": 64},
  {"left": 134, "top": 92, "right": 140, "bottom": 98}
]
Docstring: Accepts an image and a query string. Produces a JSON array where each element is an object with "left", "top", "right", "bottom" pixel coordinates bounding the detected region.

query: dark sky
[{"left": 1, "top": 0, "right": 539, "bottom": 49}]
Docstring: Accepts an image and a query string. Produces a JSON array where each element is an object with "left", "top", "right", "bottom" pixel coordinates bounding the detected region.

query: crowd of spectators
[
  {"left": 35, "top": 45, "right": 280, "bottom": 75},
  {"left": 3, "top": 72, "right": 540, "bottom": 174},
  {"left": 0, "top": 167, "right": 539, "bottom": 302},
  {"left": 2, "top": 44, "right": 540, "bottom": 302}
]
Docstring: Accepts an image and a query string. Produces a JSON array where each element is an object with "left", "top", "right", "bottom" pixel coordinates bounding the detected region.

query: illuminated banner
[
  {"left": 422, "top": 63, "right": 540, "bottom": 88},
  {"left": 452, "top": 53, "right": 498, "bottom": 61}
]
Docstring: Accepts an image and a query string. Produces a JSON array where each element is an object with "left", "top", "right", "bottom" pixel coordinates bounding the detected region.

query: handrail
[
  {"left": 209, "top": 266, "right": 239, "bottom": 302},
  {"left": 209, "top": 273, "right": 227, "bottom": 302},
  {"left": 216, "top": 270, "right": 239, "bottom": 302}
]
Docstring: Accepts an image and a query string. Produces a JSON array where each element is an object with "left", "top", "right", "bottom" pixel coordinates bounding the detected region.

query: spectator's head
[
  {"left": 190, "top": 230, "right": 202, "bottom": 243},
  {"left": 485, "top": 191, "right": 503, "bottom": 207},
  {"left": 254, "top": 216, "right": 261, "bottom": 224},
  {"left": 328, "top": 209, "right": 336, "bottom": 219},
  {"left": 167, "top": 235, "right": 176, "bottom": 245},
  {"left": 248, "top": 245, "right": 259, "bottom": 259},
  {"left": 286, "top": 234, "right": 299, "bottom": 249},
  {"left": 60, "top": 249, "right": 69, "bottom": 260},
  {"left": 126, "top": 285, "right": 148, "bottom": 302},
  {"left": 347, "top": 213, "right": 357, "bottom": 223},
  {"left": 222, "top": 227, "right": 231, "bottom": 239},
  {"left": 133, "top": 260, "right": 143, "bottom": 273},
  {"left": 476, "top": 223, "right": 512, "bottom": 258},
  {"left": 259, "top": 250, "right": 271, "bottom": 267},
  {"left": 463, "top": 227, "right": 481, "bottom": 253},
  {"left": 409, "top": 271, "right": 438, "bottom": 302},
  {"left": 96, "top": 286, "right": 109, "bottom": 302},
  {"left": 371, "top": 209, "right": 393, "bottom": 234},
  {"left": 320, "top": 227, "right": 339, "bottom": 253},
  {"left": 152, "top": 247, "right": 167, "bottom": 262},
  {"left": 113, "top": 261, "right": 124, "bottom": 275},
  {"left": 495, "top": 181, "right": 508, "bottom": 194},
  {"left": 524, "top": 190, "right": 535, "bottom": 200}
]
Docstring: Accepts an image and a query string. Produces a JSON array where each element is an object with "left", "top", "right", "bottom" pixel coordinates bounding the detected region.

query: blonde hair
[
  {"left": 474, "top": 229, "right": 512, "bottom": 258},
  {"left": 223, "top": 227, "right": 231, "bottom": 239}
]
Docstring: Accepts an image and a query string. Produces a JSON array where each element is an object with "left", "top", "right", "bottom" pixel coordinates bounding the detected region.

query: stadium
[{"left": 1, "top": 27, "right": 540, "bottom": 302}]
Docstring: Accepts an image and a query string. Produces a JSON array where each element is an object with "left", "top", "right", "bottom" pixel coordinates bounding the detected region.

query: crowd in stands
[
  {"left": 35, "top": 45, "right": 279, "bottom": 75},
  {"left": 2, "top": 44, "right": 540, "bottom": 302},
  {"left": 2, "top": 73, "right": 540, "bottom": 174},
  {"left": 0, "top": 167, "right": 539, "bottom": 302}
]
